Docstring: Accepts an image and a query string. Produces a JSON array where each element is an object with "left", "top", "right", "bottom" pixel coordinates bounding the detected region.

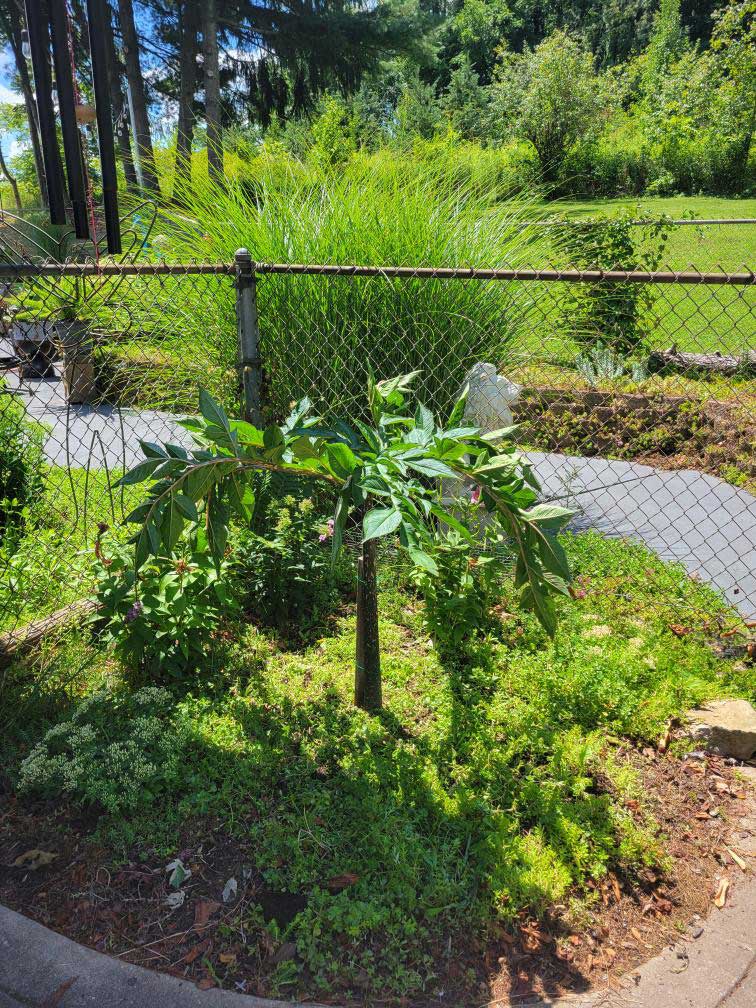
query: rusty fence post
[{"left": 235, "top": 247, "right": 263, "bottom": 426}]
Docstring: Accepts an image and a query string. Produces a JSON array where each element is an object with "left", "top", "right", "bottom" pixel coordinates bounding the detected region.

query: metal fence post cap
[{"left": 234, "top": 248, "right": 251, "bottom": 259}]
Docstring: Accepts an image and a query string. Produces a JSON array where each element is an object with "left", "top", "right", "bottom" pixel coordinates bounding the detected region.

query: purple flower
[
  {"left": 125, "top": 600, "right": 143, "bottom": 624},
  {"left": 470, "top": 485, "right": 482, "bottom": 505},
  {"left": 319, "top": 518, "right": 335, "bottom": 543}
]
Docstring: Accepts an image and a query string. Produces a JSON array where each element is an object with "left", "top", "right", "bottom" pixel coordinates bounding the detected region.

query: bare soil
[{"left": 0, "top": 749, "right": 753, "bottom": 1007}]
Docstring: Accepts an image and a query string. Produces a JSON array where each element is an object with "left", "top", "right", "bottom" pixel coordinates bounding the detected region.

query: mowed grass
[{"left": 526, "top": 196, "right": 756, "bottom": 357}]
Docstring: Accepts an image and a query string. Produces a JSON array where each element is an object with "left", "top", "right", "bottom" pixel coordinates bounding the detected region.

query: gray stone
[{"left": 686, "top": 700, "right": 756, "bottom": 760}]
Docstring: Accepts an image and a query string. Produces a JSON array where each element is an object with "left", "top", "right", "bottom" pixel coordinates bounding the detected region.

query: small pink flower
[
  {"left": 470, "top": 485, "right": 482, "bottom": 505},
  {"left": 319, "top": 518, "right": 335, "bottom": 543}
]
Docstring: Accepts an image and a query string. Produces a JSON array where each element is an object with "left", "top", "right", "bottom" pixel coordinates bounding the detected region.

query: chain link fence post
[{"left": 235, "top": 247, "right": 263, "bottom": 426}]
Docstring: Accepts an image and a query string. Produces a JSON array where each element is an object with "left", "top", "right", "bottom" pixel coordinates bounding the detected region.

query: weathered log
[
  {"left": 0, "top": 598, "right": 97, "bottom": 668},
  {"left": 650, "top": 346, "right": 756, "bottom": 375}
]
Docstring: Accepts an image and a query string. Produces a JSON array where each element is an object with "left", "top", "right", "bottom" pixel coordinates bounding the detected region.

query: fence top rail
[
  {"left": 527, "top": 218, "right": 756, "bottom": 227},
  {"left": 0, "top": 260, "right": 754, "bottom": 284}
]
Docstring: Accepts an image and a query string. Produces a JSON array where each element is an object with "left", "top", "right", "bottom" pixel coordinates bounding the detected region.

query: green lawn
[{"left": 526, "top": 197, "right": 756, "bottom": 357}]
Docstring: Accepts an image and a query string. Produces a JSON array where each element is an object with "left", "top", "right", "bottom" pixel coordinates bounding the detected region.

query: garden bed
[
  {"left": 513, "top": 377, "right": 755, "bottom": 490},
  {"left": 1, "top": 532, "right": 753, "bottom": 1006}
]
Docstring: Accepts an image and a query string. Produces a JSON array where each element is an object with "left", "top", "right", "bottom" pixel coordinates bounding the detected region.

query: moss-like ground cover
[{"left": 2, "top": 531, "right": 753, "bottom": 1002}]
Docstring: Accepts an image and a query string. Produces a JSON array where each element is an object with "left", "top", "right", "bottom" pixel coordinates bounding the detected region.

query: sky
[{"left": 0, "top": 46, "right": 24, "bottom": 159}]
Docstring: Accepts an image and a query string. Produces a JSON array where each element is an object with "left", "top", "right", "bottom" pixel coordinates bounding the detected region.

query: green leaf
[
  {"left": 263, "top": 425, "right": 285, "bottom": 451},
  {"left": 227, "top": 475, "right": 255, "bottom": 523},
  {"left": 199, "top": 389, "right": 231, "bottom": 433},
  {"left": 363, "top": 507, "right": 402, "bottom": 542},
  {"left": 124, "top": 502, "right": 152, "bottom": 524},
  {"left": 414, "top": 402, "right": 434, "bottom": 436},
  {"left": 229, "top": 420, "right": 265, "bottom": 447},
  {"left": 408, "top": 547, "right": 438, "bottom": 576},
  {"left": 139, "top": 440, "right": 168, "bottom": 459},
  {"left": 116, "top": 458, "right": 161, "bottom": 486},
  {"left": 161, "top": 495, "right": 184, "bottom": 551},
  {"left": 376, "top": 371, "right": 421, "bottom": 398},
  {"left": 174, "top": 493, "right": 199, "bottom": 522},
  {"left": 480, "top": 425, "right": 520, "bottom": 443},
  {"left": 406, "top": 457, "right": 457, "bottom": 479},
  {"left": 447, "top": 384, "right": 469, "bottom": 427},
  {"left": 326, "top": 442, "right": 358, "bottom": 480},
  {"left": 526, "top": 503, "right": 574, "bottom": 526}
]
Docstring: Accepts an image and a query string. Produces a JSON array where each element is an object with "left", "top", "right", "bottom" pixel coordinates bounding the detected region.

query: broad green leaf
[
  {"left": 363, "top": 507, "right": 402, "bottom": 542},
  {"left": 161, "top": 496, "right": 184, "bottom": 551},
  {"left": 406, "top": 457, "right": 457, "bottom": 479},
  {"left": 174, "top": 492, "right": 199, "bottom": 522},
  {"left": 526, "top": 503, "right": 574, "bottom": 525},
  {"left": 376, "top": 371, "right": 421, "bottom": 398},
  {"left": 229, "top": 420, "right": 265, "bottom": 447},
  {"left": 139, "top": 440, "right": 168, "bottom": 459},
  {"left": 263, "top": 425, "right": 285, "bottom": 451},
  {"left": 199, "top": 389, "right": 231, "bottom": 432},
  {"left": 414, "top": 402, "right": 434, "bottom": 436},
  {"left": 326, "top": 442, "right": 358, "bottom": 480},
  {"left": 408, "top": 547, "right": 438, "bottom": 576},
  {"left": 480, "top": 425, "right": 520, "bottom": 443},
  {"left": 116, "top": 458, "right": 161, "bottom": 486}
]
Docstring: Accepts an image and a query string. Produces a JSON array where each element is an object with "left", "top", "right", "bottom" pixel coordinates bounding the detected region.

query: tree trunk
[
  {"left": 105, "top": 1, "right": 137, "bottom": 192},
  {"left": 2, "top": 2, "right": 47, "bottom": 207},
  {"left": 649, "top": 347, "right": 756, "bottom": 375},
  {"left": 201, "top": 0, "right": 223, "bottom": 186},
  {"left": 174, "top": 0, "right": 198, "bottom": 195},
  {"left": 116, "top": 0, "right": 160, "bottom": 192},
  {"left": 355, "top": 537, "right": 382, "bottom": 712},
  {"left": 0, "top": 143, "right": 22, "bottom": 210}
]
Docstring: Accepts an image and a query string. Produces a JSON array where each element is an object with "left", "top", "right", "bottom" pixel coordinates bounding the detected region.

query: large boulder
[{"left": 685, "top": 699, "right": 756, "bottom": 760}]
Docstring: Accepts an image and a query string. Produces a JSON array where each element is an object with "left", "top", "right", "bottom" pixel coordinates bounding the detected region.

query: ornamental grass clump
[{"left": 143, "top": 160, "right": 559, "bottom": 418}]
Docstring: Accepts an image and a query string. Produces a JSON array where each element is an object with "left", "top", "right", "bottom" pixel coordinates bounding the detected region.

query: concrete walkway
[
  {"left": 0, "top": 872, "right": 753, "bottom": 1008},
  {"left": 7, "top": 374, "right": 756, "bottom": 619}
]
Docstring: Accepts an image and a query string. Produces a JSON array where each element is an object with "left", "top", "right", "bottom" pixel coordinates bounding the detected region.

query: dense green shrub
[
  {"left": 17, "top": 686, "right": 188, "bottom": 812},
  {"left": 0, "top": 385, "right": 45, "bottom": 528},
  {"left": 235, "top": 493, "right": 351, "bottom": 636},
  {"left": 94, "top": 535, "right": 234, "bottom": 681},
  {"left": 560, "top": 211, "right": 670, "bottom": 353}
]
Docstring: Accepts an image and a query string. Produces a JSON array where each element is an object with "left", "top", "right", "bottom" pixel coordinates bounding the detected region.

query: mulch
[{"left": 0, "top": 747, "right": 753, "bottom": 1007}]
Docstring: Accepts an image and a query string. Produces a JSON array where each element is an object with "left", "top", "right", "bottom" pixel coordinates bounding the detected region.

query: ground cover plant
[{"left": 1, "top": 529, "right": 753, "bottom": 1003}]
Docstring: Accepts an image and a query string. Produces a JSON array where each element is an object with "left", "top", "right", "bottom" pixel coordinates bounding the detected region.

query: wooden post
[
  {"left": 355, "top": 536, "right": 382, "bottom": 712},
  {"left": 235, "top": 248, "right": 263, "bottom": 426}
]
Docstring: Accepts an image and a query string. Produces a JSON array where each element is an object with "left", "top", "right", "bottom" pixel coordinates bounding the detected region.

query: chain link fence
[{"left": 0, "top": 253, "right": 754, "bottom": 645}]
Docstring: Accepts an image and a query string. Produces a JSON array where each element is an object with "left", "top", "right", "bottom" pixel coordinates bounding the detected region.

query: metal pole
[
  {"left": 235, "top": 248, "right": 262, "bottom": 426},
  {"left": 48, "top": 0, "right": 89, "bottom": 239},
  {"left": 24, "top": 0, "right": 66, "bottom": 225},
  {"left": 86, "top": 0, "right": 121, "bottom": 254}
]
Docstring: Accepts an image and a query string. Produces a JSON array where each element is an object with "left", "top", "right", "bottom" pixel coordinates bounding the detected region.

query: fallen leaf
[
  {"left": 166, "top": 858, "right": 191, "bottom": 889},
  {"left": 326, "top": 872, "right": 360, "bottom": 892},
  {"left": 196, "top": 977, "right": 216, "bottom": 990},
  {"left": 713, "top": 877, "right": 730, "bottom": 908},
  {"left": 725, "top": 847, "right": 747, "bottom": 871},
  {"left": 611, "top": 877, "right": 621, "bottom": 902},
  {"left": 40, "top": 977, "right": 77, "bottom": 1008},
  {"left": 181, "top": 940, "right": 209, "bottom": 965},
  {"left": 12, "top": 849, "right": 58, "bottom": 870},
  {"left": 164, "top": 890, "right": 186, "bottom": 910},
  {"left": 219, "top": 952, "right": 237, "bottom": 965},
  {"left": 194, "top": 899, "right": 221, "bottom": 929}
]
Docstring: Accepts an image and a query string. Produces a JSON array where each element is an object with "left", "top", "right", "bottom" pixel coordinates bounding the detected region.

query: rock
[{"left": 685, "top": 700, "right": 756, "bottom": 760}]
